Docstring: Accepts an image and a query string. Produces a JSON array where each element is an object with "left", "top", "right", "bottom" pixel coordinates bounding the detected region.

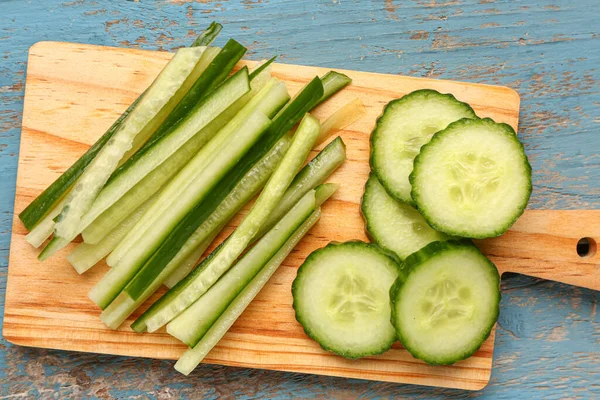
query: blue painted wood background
[{"left": 1, "top": 0, "right": 599, "bottom": 398}]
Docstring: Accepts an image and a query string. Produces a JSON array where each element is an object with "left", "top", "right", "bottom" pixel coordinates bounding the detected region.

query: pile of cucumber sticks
[{"left": 20, "top": 23, "right": 364, "bottom": 374}]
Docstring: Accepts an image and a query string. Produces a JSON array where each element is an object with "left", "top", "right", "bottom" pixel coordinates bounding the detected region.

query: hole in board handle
[{"left": 576, "top": 237, "right": 597, "bottom": 258}]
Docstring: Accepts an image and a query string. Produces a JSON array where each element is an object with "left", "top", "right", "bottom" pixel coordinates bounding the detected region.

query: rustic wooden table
[{"left": 1, "top": 1, "right": 598, "bottom": 398}]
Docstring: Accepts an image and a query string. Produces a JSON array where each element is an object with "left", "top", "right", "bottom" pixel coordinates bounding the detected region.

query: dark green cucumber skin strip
[
  {"left": 191, "top": 22, "right": 222, "bottom": 47},
  {"left": 18, "top": 96, "right": 142, "bottom": 230},
  {"left": 318, "top": 71, "right": 351, "bottom": 105},
  {"left": 107, "top": 39, "right": 247, "bottom": 185},
  {"left": 126, "top": 77, "right": 324, "bottom": 303},
  {"left": 18, "top": 26, "right": 222, "bottom": 231},
  {"left": 389, "top": 239, "right": 500, "bottom": 366},
  {"left": 249, "top": 56, "right": 277, "bottom": 81}
]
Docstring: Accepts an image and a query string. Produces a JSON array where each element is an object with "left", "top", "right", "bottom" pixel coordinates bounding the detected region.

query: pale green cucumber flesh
[
  {"left": 410, "top": 118, "right": 532, "bottom": 238},
  {"left": 370, "top": 89, "right": 476, "bottom": 204},
  {"left": 89, "top": 109, "right": 270, "bottom": 310},
  {"left": 131, "top": 77, "right": 325, "bottom": 332},
  {"left": 361, "top": 173, "right": 451, "bottom": 261},
  {"left": 123, "top": 82, "right": 291, "bottom": 300},
  {"left": 135, "top": 113, "right": 321, "bottom": 332},
  {"left": 52, "top": 46, "right": 208, "bottom": 243},
  {"left": 292, "top": 241, "right": 402, "bottom": 359},
  {"left": 68, "top": 199, "right": 153, "bottom": 274},
  {"left": 83, "top": 69, "right": 275, "bottom": 246},
  {"left": 390, "top": 240, "right": 500, "bottom": 365},
  {"left": 256, "top": 136, "right": 346, "bottom": 238},
  {"left": 163, "top": 137, "right": 291, "bottom": 289},
  {"left": 167, "top": 190, "right": 316, "bottom": 347},
  {"left": 175, "top": 209, "right": 322, "bottom": 375}
]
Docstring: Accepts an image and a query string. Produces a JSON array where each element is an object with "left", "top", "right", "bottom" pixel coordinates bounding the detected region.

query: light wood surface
[{"left": 3, "top": 42, "right": 597, "bottom": 391}]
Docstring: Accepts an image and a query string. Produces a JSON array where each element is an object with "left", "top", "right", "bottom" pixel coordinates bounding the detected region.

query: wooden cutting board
[{"left": 4, "top": 42, "right": 599, "bottom": 391}]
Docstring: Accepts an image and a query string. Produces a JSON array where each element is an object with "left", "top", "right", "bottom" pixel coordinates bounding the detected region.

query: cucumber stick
[
  {"left": 362, "top": 173, "right": 451, "bottom": 261},
  {"left": 164, "top": 136, "right": 345, "bottom": 289},
  {"left": 167, "top": 189, "right": 318, "bottom": 346},
  {"left": 161, "top": 138, "right": 291, "bottom": 289},
  {"left": 121, "top": 77, "right": 324, "bottom": 307},
  {"left": 134, "top": 113, "right": 321, "bottom": 332},
  {"left": 120, "top": 46, "right": 222, "bottom": 164},
  {"left": 255, "top": 136, "right": 346, "bottom": 239},
  {"left": 411, "top": 118, "right": 532, "bottom": 238},
  {"left": 52, "top": 46, "right": 209, "bottom": 243},
  {"left": 317, "top": 98, "right": 365, "bottom": 146},
  {"left": 161, "top": 98, "right": 352, "bottom": 288},
  {"left": 25, "top": 198, "right": 67, "bottom": 248},
  {"left": 98, "top": 92, "right": 292, "bottom": 328},
  {"left": 174, "top": 209, "right": 322, "bottom": 375},
  {"left": 18, "top": 24, "right": 220, "bottom": 231},
  {"left": 77, "top": 66, "right": 250, "bottom": 245},
  {"left": 390, "top": 240, "right": 500, "bottom": 365},
  {"left": 370, "top": 89, "right": 476, "bottom": 205},
  {"left": 116, "top": 39, "right": 246, "bottom": 171},
  {"left": 82, "top": 64, "right": 274, "bottom": 245},
  {"left": 102, "top": 75, "right": 327, "bottom": 328},
  {"left": 191, "top": 22, "right": 222, "bottom": 47},
  {"left": 318, "top": 71, "right": 352, "bottom": 104},
  {"left": 89, "top": 109, "right": 270, "bottom": 309},
  {"left": 293, "top": 241, "right": 402, "bottom": 359},
  {"left": 107, "top": 77, "right": 288, "bottom": 267},
  {"left": 67, "top": 199, "right": 153, "bottom": 274}
]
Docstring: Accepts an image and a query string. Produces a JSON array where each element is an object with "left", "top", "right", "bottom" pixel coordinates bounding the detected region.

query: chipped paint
[
  {"left": 384, "top": 0, "right": 398, "bottom": 21},
  {"left": 0, "top": 0, "right": 599, "bottom": 398}
]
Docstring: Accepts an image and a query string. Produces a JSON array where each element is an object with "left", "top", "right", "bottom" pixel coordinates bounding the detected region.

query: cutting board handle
[{"left": 476, "top": 210, "right": 600, "bottom": 291}]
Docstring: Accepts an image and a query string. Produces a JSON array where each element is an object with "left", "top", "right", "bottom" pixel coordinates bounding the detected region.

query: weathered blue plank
[{"left": 0, "top": 0, "right": 598, "bottom": 398}]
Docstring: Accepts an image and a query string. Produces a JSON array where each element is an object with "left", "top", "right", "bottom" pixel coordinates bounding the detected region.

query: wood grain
[{"left": 3, "top": 41, "right": 597, "bottom": 391}]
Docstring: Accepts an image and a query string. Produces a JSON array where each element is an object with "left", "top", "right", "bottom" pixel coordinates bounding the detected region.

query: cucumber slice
[
  {"left": 167, "top": 190, "right": 317, "bottom": 347},
  {"left": 292, "top": 241, "right": 402, "bottom": 359},
  {"left": 411, "top": 118, "right": 532, "bottom": 238},
  {"left": 370, "top": 89, "right": 476, "bottom": 204},
  {"left": 390, "top": 240, "right": 500, "bottom": 365},
  {"left": 361, "top": 173, "right": 451, "bottom": 260}
]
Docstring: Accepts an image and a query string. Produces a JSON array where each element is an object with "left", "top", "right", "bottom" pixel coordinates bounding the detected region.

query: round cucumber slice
[
  {"left": 370, "top": 89, "right": 476, "bottom": 205},
  {"left": 391, "top": 240, "right": 500, "bottom": 365},
  {"left": 361, "top": 173, "right": 452, "bottom": 260},
  {"left": 292, "top": 241, "right": 402, "bottom": 359},
  {"left": 411, "top": 118, "right": 532, "bottom": 238}
]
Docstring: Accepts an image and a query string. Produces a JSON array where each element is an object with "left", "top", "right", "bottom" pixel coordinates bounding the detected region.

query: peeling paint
[
  {"left": 409, "top": 30, "right": 430, "bottom": 40},
  {"left": 384, "top": 0, "right": 398, "bottom": 21}
]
